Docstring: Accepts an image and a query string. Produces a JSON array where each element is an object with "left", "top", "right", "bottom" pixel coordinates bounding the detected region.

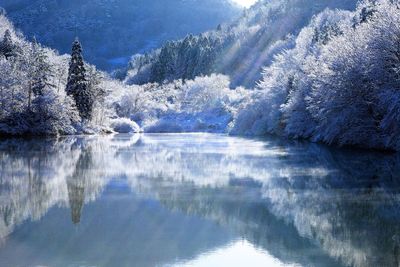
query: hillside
[
  {"left": 122, "top": 0, "right": 358, "bottom": 88},
  {"left": 0, "top": 0, "right": 240, "bottom": 70}
]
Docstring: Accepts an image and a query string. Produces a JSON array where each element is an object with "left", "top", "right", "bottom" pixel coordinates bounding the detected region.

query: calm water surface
[{"left": 0, "top": 133, "right": 400, "bottom": 267}]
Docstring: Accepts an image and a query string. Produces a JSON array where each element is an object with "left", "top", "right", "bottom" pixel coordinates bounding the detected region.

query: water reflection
[
  {"left": 67, "top": 147, "right": 92, "bottom": 224},
  {"left": 0, "top": 134, "right": 399, "bottom": 267}
]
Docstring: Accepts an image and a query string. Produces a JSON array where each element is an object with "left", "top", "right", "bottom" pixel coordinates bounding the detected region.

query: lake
[{"left": 0, "top": 133, "right": 399, "bottom": 267}]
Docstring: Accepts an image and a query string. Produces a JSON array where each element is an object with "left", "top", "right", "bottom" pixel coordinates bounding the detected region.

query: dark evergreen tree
[
  {"left": 146, "top": 34, "right": 218, "bottom": 84},
  {"left": 151, "top": 42, "right": 177, "bottom": 82},
  {"left": 66, "top": 38, "right": 94, "bottom": 120},
  {"left": 0, "top": 30, "right": 15, "bottom": 59},
  {"left": 0, "top": 7, "right": 6, "bottom": 16},
  {"left": 176, "top": 35, "right": 194, "bottom": 80}
]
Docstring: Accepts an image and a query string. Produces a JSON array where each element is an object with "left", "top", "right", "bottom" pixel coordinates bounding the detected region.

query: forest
[{"left": 0, "top": 0, "right": 400, "bottom": 150}]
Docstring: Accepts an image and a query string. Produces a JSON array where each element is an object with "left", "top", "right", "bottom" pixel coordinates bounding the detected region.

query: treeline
[
  {"left": 0, "top": 16, "right": 107, "bottom": 135},
  {"left": 121, "top": 0, "right": 358, "bottom": 88}
]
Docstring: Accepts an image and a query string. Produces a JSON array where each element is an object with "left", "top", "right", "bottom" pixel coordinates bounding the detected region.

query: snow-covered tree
[
  {"left": 30, "top": 38, "right": 55, "bottom": 101},
  {"left": 233, "top": 0, "right": 400, "bottom": 150},
  {"left": 86, "top": 65, "right": 108, "bottom": 126},
  {"left": 0, "top": 56, "right": 25, "bottom": 120},
  {"left": 66, "top": 38, "right": 94, "bottom": 121}
]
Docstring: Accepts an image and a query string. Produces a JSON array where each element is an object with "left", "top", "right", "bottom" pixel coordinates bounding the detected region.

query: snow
[
  {"left": 144, "top": 108, "right": 233, "bottom": 133},
  {"left": 110, "top": 118, "right": 141, "bottom": 133}
]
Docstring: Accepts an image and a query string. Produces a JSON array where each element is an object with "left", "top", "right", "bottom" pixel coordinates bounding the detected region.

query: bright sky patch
[{"left": 232, "top": 0, "right": 257, "bottom": 8}]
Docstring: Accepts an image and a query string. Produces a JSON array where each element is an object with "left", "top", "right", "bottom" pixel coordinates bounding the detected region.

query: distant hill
[{"left": 1, "top": 0, "right": 241, "bottom": 70}]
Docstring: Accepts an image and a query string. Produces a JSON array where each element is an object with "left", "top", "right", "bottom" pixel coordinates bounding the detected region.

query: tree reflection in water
[
  {"left": 0, "top": 134, "right": 399, "bottom": 267},
  {"left": 67, "top": 147, "right": 93, "bottom": 225}
]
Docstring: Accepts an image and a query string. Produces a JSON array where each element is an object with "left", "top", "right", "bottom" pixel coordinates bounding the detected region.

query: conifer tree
[
  {"left": 66, "top": 38, "right": 94, "bottom": 120},
  {"left": 31, "top": 38, "right": 54, "bottom": 97},
  {"left": 0, "top": 30, "right": 15, "bottom": 59},
  {"left": 152, "top": 42, "right": 176, "bottom": 82},
  {"left": 28, "top": 38, "right": 55, "bottom": 113}
]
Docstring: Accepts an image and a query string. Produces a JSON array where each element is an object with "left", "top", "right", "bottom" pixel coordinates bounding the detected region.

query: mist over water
[{"left": 0, "top": 134, "right": 400, "bottom": 267}]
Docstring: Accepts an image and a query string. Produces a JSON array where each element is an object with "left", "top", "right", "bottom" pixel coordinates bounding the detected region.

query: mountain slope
[
  {"left": 122, "top": 0, "right": 358, "bottom": 88},
  {"left": 1, "top": 0, "right": 240, "bottom": 70}
]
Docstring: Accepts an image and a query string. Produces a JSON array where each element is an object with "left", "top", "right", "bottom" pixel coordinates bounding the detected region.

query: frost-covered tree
[
  {"left": 0, "top": 57, "right": 25, "bottom": 120},
  {"left": 0, "top": 29, "right": 15, "bottom": 59},
  {"left": 305, "top": 0, "right": 400, "bottom": 148},
  {"left": 66, "top": 38, "right": 94, "bottom": 120},
  {"left": 354, "top": 0, "right": 378, "bottom": 26},
  {"left": 28, "top": 39, "right": 68, "bottom": 130},
  {"left": 233, "top": 0, "right": 400, "bottom": 150},
  {"left": 86, "top": 65, "right": 108, "bottom": 126},
  {"left": 30, "top": 39, "right": 55, "bottom": 102}
]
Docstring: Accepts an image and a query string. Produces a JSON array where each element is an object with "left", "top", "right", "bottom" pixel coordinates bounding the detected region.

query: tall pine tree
[{"left": 66, "top": 38, "right": 94, "bottom": 120}]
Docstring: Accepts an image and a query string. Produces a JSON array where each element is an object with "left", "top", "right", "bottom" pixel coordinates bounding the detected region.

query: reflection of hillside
[
  {"left": 0, "top": 137, "right": 120, "bottom": 242},
  {"left": 0, "top": 139, "right": 76, "bottom": 242},
  {"left": 124, "top": 137, "right": 400, "bottom": 267},
  {"left": 261, "top": 150, "right": 400, "bottom": 267},
  {"left": 266, "top": 145, "right": 400, "bottom": 267},
  {"left": 144, "top": 176, "right": 400, "bottom": 267},
  {"left": 0, "top": 188, "right": 234, "bottom": 267},
  {"left": 0, "top": 134, "right": 400, "bottom": 267},
  {"left": 148, "top": 183, "right": 342, "bottom": 267}
]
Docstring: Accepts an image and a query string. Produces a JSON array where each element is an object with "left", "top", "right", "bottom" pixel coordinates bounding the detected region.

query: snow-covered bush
[
  {"left": 231, "top": 91, "right": 277, "bottom": 136},
  {"left": 110, "top": 74, "right": 250, "bottom": 133},
  {"left": 110, "top": 118, "right": 141, "bottom": 133},
  {"left": 145, "top": 75, "right": 249, "bottom": 133},
  {"left": 181, "top": 74, "right": 230, "bottom": 113}
]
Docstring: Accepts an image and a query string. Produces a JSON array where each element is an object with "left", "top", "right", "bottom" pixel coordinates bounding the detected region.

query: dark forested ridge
[{"left": 0, "top": 0, "right": 240, "bottom": 70}]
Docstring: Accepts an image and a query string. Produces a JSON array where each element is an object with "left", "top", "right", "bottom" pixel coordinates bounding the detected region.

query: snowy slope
[{"left": 122, "top": 0, "right": 358, "bottom": 88}]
